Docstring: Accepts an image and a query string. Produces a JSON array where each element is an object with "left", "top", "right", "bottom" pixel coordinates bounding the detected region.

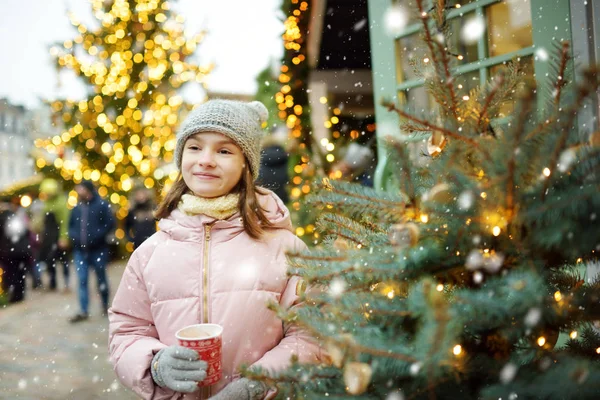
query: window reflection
[
  {"left": 404, "top": 86, "right": 436, "bottom": 114},
  {"left": 448, "top": 12, "right": 480, "bottom": 64},
  {"left": 487, "top": 0, "right": 533, "bottom": 57},
  {"left": 396, "top": 33, "right": 429, "bottom": 84},
  {"left": 455, "top": 70, "right": 481, "bottom": 94}
]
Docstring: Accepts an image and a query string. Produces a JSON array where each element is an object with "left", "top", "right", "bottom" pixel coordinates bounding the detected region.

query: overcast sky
[{"left": 0, "top": 0, "right": 284, "bottom": 109}]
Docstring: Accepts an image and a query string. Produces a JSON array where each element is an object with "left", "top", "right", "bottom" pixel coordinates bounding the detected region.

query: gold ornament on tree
[
  {"left": 343, "top": 362, "right": 373, "bottom": 395},
  {"left": 424, "top": 182, "right": 453, "bottom": 204},
  {"left": 427, "top": 133, "right": 448, "bottom": 157},
  {"left": 325, "top": 341, "right": 346, "bottom": 368},
  {"left": 389, "top": 222, "right": 420, "bottom": 248},
  {"left": 324, "top": 334, "right": 355, "bottom": 368}
]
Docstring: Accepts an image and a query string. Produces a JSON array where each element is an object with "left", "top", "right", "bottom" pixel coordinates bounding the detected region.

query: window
[
  {"left": 393, "top": 0, "right": 535, "bottom": 115},
  {"left": 367, "top": 0, "right": 575, "bottom": 190},
  {"left": 13, "top": 137, "right": 23, "bottom": 153},
  {"left": 15, "top": 116, "right": 22, "bottom": 134}
]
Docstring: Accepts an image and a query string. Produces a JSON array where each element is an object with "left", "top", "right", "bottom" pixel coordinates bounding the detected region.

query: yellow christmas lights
[
  {"left": 453, "top": 345, "right": 462, "bottom": 356},
  {"left": 37, "top": 0, "right": 211, "bottom": 216}
]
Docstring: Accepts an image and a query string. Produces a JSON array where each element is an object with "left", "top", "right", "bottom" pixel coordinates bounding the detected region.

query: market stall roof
[{"left": 0, "top": 175, "right": 43, "bottom": 201}]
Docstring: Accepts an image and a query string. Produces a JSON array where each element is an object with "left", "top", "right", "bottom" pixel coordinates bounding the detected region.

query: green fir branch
[
  {"left": 316, "top": 213, "right": 390, "bottom": 248},
  {"left": 416, "top": 0, "right": 460, "bottom": 120}
]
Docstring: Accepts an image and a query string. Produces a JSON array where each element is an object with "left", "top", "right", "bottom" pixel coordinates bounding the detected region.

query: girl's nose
[{"left": 198, "top": 150, "right": 216, "bottom": 167}]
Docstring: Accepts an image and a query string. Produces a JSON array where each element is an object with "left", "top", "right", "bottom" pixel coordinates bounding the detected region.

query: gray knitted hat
[{"left": 174, "top": 100, "right": 268, "bottom": 180}]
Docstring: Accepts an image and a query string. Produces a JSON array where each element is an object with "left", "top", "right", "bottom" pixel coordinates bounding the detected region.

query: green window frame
[{"left": 368, "top": 0, "right": 573, "bottom": 191}]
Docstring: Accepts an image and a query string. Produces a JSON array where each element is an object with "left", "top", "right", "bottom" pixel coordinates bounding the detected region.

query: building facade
[{"left": 0, "top": 99, "right": 33, "bottom": 191}]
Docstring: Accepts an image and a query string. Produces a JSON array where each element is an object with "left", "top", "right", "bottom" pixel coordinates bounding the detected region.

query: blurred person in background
[
  {"left": 27, "top": 199, "right": 44, "bottom": 290},
  {"left": 37, "top": 178, "right": 71, "bottom": 292},
  {"left": 331, "top": 141, "right": 376, "bottom": 187},
  {"left": 257, "top": 129, "right": 290, "bottom": 203},
  {"left": 0, "top": 201, "right": 32, "bottom": 303},
  {"left": 125, "top": 186, "right": 156, "bottom": 249},
  {"left": 68, "top": 180, "right": 115, "bottom": 323}
]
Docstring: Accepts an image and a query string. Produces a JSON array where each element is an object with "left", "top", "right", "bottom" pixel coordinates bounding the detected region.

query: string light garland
[{"left": 278, "top": 0, "right": 315, "bottom": 238}]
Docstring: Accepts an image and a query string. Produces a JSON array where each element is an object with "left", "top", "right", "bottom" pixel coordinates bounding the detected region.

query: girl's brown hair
[{"left": 154, "top": 160, "right": 273, "bottom": 240}]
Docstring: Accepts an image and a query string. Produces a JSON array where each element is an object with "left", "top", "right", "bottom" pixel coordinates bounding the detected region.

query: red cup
[{"left": 176, "top": 323, "right": 223, "bottom": 387}]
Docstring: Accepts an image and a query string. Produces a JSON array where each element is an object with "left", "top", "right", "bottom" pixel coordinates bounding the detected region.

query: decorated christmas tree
[
  {"left": 246, "top": 1, "right": 600, "bottom": 398},
  {"left": 35, "top": 0, "right": 210, "bottom": 218}
]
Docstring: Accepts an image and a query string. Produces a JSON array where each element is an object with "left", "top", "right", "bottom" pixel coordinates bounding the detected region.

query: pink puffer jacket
[{"left": 108, "top": 190, "right": 321, "bottom": 399}]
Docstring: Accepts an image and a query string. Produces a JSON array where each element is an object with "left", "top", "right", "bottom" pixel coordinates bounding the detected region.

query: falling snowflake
[
  {"left": 384, "top": 5, "right": 409, "bottom": 37},
  {"left": 465, "top": 249, "right": 484, "bottom": 270},
  {"left": 586, "top": 260, "right": 600, "bottom": 283},
  {"left": 6, "top": 216, "right": 26, "bottom": 238},
  {"left": 386, "top": 392, "right": 405, "bottom": 400},
  {"left": 409, "top": 362, "right": 422, "bottom": 376},
  {"left": 329, "top": 278, "right": 347, "bottom": 298},
  {"left": 482, "top": 252, "right": 504, "bottom": 273},
  {"left": 500, "top": 363, "right": 518, "bottom": 383},
  {"left": 473, "top": 271, "right": 484, "bottom": 284},
  {"left": 524, "top": 307, "right": 542, "bottom": 327},
  {"left": 460, "top": 15, "right": 485, "bottom": 45},
  {"left": 535, "top": 48, "right": 549, "bottom": 61},
  {"left": 558, "top": 148, "right": 576, "bottom": 172},
  {"left": 236, "top": 261, "right": 259, "bottom": 283},
  {"left": 458, "top": 191, "right": 474, "bottom": 210},
  {"left": 353, "top": 18, "right": 367, "bottom": 31}
]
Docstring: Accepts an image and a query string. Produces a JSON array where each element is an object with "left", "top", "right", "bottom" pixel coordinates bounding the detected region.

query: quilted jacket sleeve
[
  {"left": 250, "top": 237, "right": 323, "bottom": 373},
  {"left": 108, "top": 250, "right": 170, "bottom": 400}
]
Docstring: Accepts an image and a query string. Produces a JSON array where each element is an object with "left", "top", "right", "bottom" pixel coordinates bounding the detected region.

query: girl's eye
[
  {"left": 188, "top": 145, "right": 201, "bottom": 150},
  {"left": 219, "top": 149, "right": 232, "bottom": 154}
]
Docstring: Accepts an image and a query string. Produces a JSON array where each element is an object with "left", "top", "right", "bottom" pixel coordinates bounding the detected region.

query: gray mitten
[
  {"left": 209, "top": 378, "right": 267, "bottom": 400},
  {"left": 151, "top": 345, "right": 207, "bottom": 393}
]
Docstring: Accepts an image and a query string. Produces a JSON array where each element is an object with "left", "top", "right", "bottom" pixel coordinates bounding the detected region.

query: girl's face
[{"left": 181, "top": 132, "right": 245, "bottom": 198}]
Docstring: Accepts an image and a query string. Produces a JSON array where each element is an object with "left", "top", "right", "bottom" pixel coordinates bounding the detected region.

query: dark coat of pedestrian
[
  {"left": 0, "top": 203, "right": 32, "bottom": 303},
  {"left": 258, "top": 137, "right": 290, "bottom": 204},
  {"left": 37, "top": 179, "right": 71, "bottom": 291},
  {"left": 124, "top": 187, "right": 156, "bottom": 249},
  {"left": 67, "top": 180, "right": 115, "bottom": 323}
]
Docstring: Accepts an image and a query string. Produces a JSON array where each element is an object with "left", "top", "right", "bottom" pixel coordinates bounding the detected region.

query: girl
[{"left": 108, "top": 100, "right": 321, "bottom": 400}]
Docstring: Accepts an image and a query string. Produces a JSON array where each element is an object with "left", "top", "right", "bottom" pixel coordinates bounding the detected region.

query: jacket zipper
[
  {"left": 203, "top": 224, "right": 212, "bottom": 323},
  {"left": 201, "top": 223, "right": 213, "bottom": 400}
]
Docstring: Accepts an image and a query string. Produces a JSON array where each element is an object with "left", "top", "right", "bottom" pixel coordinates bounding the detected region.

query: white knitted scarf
[{"left": 178, "top": 193, "right": 240, "bottom": 220}]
